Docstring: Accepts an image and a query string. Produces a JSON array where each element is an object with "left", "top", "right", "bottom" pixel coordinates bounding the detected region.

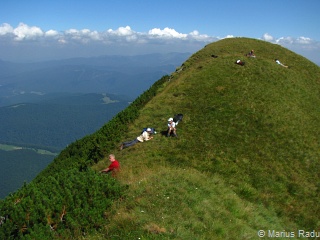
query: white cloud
[
  {"left": 45, "top": 29, "right": 59, "bottom": 37},
  {"left": 12, "top": 23, "right": 43, "bottom": 41},
  {"left": 296, "top": 36, "right": 312, "bottom": 44},
  {"left": 1, "top": 23, "right": 318, "bottom": 51},
  {"left": 262, "top": 33, "right": 315, "bottom": 46},
  {"left": 0, "top": 23, "right": 319, "bottom": 64},
  {"left": 107, "top": 26, "right": 134, "bottom": 36},
  {"left": 0, "top": 23, "right": 13, "bottom": 35},
  {"left": 148, "top": 27, "right": 187, "bottom": 39},
  {"left": 105, "top": 26, "right": 138, "bottom": 43},
  {"left": 261, "top": 33, "right": 320, "bottom": 65},
  {"left": 0, "top": 23, "right": 260, "bottom": 47},
  {"left": 190, "top": 30, "right": 199, "bottom": 36},
  {"left": 262, "top": 33, "right": 274, "bottom": 42},
  {"left": 189, "top": 30, "right": 215, "bottom": 41},
  {"left": 276, "top": 36, "right": 294, "bottom": 44},
  {"left": 62, "top": 28, "right": 102, "bottom": 43},
  {"left": 58, "top": 38, "right": 67, "bottom": 44}
]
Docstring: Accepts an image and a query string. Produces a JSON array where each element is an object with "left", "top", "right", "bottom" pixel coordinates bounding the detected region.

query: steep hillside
[
  {"left": 94, "top": 38, "right": 320, "bottom": 239},
  {"left": 1, "top": 38, "right": 319, "bottom": 239}
]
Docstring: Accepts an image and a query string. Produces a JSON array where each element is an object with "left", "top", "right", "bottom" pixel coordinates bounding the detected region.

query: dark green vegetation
[{"left": 1, "top": 38, "right": 319, "bottom": 239}]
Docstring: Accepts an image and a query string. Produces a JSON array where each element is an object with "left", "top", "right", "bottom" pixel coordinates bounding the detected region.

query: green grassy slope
[
  {"left": 1, "top": 38, "right": 319, "bottom": 239},
  {"left": 92, "top": 38, "right": 320, "bottom": 239}
]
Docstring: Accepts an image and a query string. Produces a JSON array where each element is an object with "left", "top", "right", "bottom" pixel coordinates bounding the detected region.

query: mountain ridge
[
  {"left": 95, "top": 37, "right": 320, "bottom": 238},
  {"left": 0, "top": 38, "right": 319, "bottom": 239}
]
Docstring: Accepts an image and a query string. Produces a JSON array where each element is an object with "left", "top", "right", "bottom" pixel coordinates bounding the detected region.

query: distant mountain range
[{"left": 0, "top": 52, "right": 191, "bottom": 106}]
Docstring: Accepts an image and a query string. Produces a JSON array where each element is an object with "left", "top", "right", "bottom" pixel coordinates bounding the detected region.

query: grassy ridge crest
[
  {"left": 1, "top": 38, "right": 319, "bottom": 239},
  {"left": 94, "top": 38, "right": 320, "bottom": 239}
]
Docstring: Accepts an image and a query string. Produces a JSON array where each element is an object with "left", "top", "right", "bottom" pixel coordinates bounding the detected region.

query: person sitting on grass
[
  {"left": 167, "top": 118, "right": 177, "bottom": 137},
  {"left": 120, "top": 128, "right": 153, "bottom": 150},
  {"left": 246, "top": 49, "right": 256, "bottom": 57},
  {"left": 100, "top": 154, "right": 120, "bottom": 176}
]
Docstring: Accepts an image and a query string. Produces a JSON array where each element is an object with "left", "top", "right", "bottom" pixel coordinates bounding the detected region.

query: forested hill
[{"left": 1, "top": 38, "right": 319, "bottom": 239}]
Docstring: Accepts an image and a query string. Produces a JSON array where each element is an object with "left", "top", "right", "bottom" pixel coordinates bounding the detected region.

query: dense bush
[{"left": 0, "top": 169, "right": 124, "bottom": 239}]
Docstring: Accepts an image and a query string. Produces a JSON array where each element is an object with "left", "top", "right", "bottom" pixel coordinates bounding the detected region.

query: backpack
[
  {"left": 173, "top": 114, "right": 183, "bottom": 125},
  {"left": 142, "top": 128, "right": 157, "bottom": 134}
]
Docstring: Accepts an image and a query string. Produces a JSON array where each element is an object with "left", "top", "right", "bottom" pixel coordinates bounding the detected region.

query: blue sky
[{"left": 1, "top": 0, "right": 320, "bottom": 64}]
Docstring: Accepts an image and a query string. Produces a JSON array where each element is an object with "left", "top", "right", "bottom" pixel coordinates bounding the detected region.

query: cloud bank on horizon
[{"left": 1, "top": 22, "right": 319, "bottom": 65}]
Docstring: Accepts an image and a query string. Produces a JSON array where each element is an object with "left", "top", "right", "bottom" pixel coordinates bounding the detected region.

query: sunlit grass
[{"left": 89, "top": 38, "right": 320, "bottom": 239}]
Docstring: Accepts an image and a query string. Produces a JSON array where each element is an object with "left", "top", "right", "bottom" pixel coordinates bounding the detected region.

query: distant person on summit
[
  {"left": 100, "top": 154, "right": 120, "bottom": 175},
  {"left": 275, "top": 59, "right": 288, "bottom": 68},
  {"left": 246, "top": 49, "right": 256, "bottom": 57}
]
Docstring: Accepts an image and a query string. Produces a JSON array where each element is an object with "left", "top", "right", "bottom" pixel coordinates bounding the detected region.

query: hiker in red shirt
[{"left": 100, "top": 154, "right": 120, "bottom": 175}]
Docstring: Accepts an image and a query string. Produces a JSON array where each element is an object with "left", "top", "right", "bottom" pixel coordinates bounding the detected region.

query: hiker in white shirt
[
  {"left": 275, "top": 59, "right": 288, "bottom": 68},
  {"left": 167, "top": 118, "right": 177, "bottom": 137},
  {"left": 120, "top": 128, "right": 153, "bottom": 149}
]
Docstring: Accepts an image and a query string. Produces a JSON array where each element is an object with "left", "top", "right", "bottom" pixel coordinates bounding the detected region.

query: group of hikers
[
  {"left": 101, "top": 49, "right": 290, "bottom": 175},
  {"left": 101, "top": 114, "right": 182, "bottom": 175},
  {"left": 235, "top": 49, "right": 288, "bottom": 68}
]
